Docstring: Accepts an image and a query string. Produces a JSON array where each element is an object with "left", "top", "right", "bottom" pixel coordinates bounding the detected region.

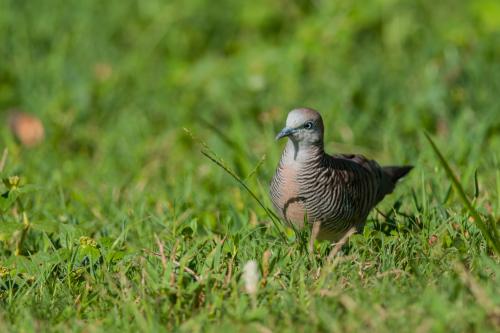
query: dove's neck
[{"left": 281, "top": 139, "right": 324, "bottom": 164}]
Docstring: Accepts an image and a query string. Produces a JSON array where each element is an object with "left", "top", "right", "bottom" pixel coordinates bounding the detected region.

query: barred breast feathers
[
  {"left": 270, "top": 141, "right": 308, "bottom": 225},
  {"left": 270, "top": 108, "right": 413, "bottom": 242}
]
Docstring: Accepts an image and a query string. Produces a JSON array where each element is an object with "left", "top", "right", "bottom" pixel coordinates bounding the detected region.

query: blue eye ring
[{"left": 304, "top": 121, "right": 313, "bottom": 129}]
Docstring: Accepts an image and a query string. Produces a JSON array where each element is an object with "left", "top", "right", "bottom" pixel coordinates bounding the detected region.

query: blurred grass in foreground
[{"left": 1, "top": 0, "right": 500, "bottom": 331}]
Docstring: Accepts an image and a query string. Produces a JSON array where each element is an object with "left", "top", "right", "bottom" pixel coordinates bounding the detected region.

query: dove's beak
[{"left": 275, "top": 127, "right": 296, "bottom": 140}]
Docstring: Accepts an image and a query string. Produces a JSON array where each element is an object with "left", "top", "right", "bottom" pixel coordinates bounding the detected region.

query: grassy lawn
[{"left": 1, "top": 0, "right": 499, "bottom": 331}]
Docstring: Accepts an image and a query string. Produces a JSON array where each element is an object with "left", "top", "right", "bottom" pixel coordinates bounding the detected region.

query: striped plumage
[{"left": 270, "top": 108, "right": 412, "bottom": 241}]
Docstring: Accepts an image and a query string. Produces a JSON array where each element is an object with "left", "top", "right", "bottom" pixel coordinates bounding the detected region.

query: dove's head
[{"left": 276, "top": 108, "right": 324, "bottom": 146}]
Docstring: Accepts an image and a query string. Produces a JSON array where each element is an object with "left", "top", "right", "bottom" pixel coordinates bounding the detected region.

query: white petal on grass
[{"left": 243, "top": 260, "right": 259, "bottom": 295}]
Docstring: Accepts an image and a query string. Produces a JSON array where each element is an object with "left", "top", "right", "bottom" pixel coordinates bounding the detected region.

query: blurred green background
[
  {"left": 2, "top": 0, "right": 500, "bottom": 219},
  {"left": 2, "top": 0, "right": 500, "bottom": 161},
  {"left": 2, "top": 0, "right": 500, "bottom": 209},
  {"left": 1, "top": 0, "right": 500, "bottom": 331}
]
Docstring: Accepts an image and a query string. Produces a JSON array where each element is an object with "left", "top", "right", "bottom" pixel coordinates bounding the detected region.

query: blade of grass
[
  {"left": 496, "top": 167, "right": 500, "bottom": 216},
  {"left": 245, "top": 154, "right": 266, "bottom": 182},
  {"left": 0, "top": 148, "right": 7, "bottom": 173},
  {"left": 424, "top": 132, "right": 500, "bottom": 255},
  {"left": 473, "top": 169, "right": 479, "bottom": 199},
  {"left": 184, "top": 128, "right": 287, "bottom": 241},
  {"left": 200, "top": 150, "right": 287, "bottom": 241}
]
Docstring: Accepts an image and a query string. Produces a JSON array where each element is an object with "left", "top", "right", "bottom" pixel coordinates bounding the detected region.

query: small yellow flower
[
  {"left": 0, "top": 265, "right": 10, "bottom": 278},
  {"left": 3, "top": 176, "right": 20, "bottom": 190},
  {"left": 79, "top": 236, "right": 97, "bottom": 248}
]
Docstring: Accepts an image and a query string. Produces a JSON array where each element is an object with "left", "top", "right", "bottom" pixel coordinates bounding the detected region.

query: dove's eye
[{"left": 304, "top": 121, "right": 313, "bottom": 129}]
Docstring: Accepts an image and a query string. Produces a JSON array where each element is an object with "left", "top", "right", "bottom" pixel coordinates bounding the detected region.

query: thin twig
[
  {"left": 454, "top": 262, "right": 500, "bottom": 328},
  {"left": 169, "top": 239, "right": 180, "bottom": 286},
  {"left": 454, "top": 262, "right": 496, "bottom": 310},
  {"left": 327, "top": 227, "right": 356, "bottom": 262},
  {"left": 309, "top": 221, "right": 321, "bottom": 254},
  {"left": 154, "top": 234, "right": 167, "bottom": 270},
  {"left": 143, "top": 249, "right": 202, "bottom": 282}
]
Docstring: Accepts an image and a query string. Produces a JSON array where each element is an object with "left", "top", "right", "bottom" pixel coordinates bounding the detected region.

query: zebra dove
[{"left": 270, "top": 108, "right": 412, "bottom": 241}]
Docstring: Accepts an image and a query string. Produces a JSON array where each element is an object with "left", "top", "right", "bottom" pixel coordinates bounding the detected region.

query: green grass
[{"left": 1, "top": 0, "right": 500, "bottom": 331}]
